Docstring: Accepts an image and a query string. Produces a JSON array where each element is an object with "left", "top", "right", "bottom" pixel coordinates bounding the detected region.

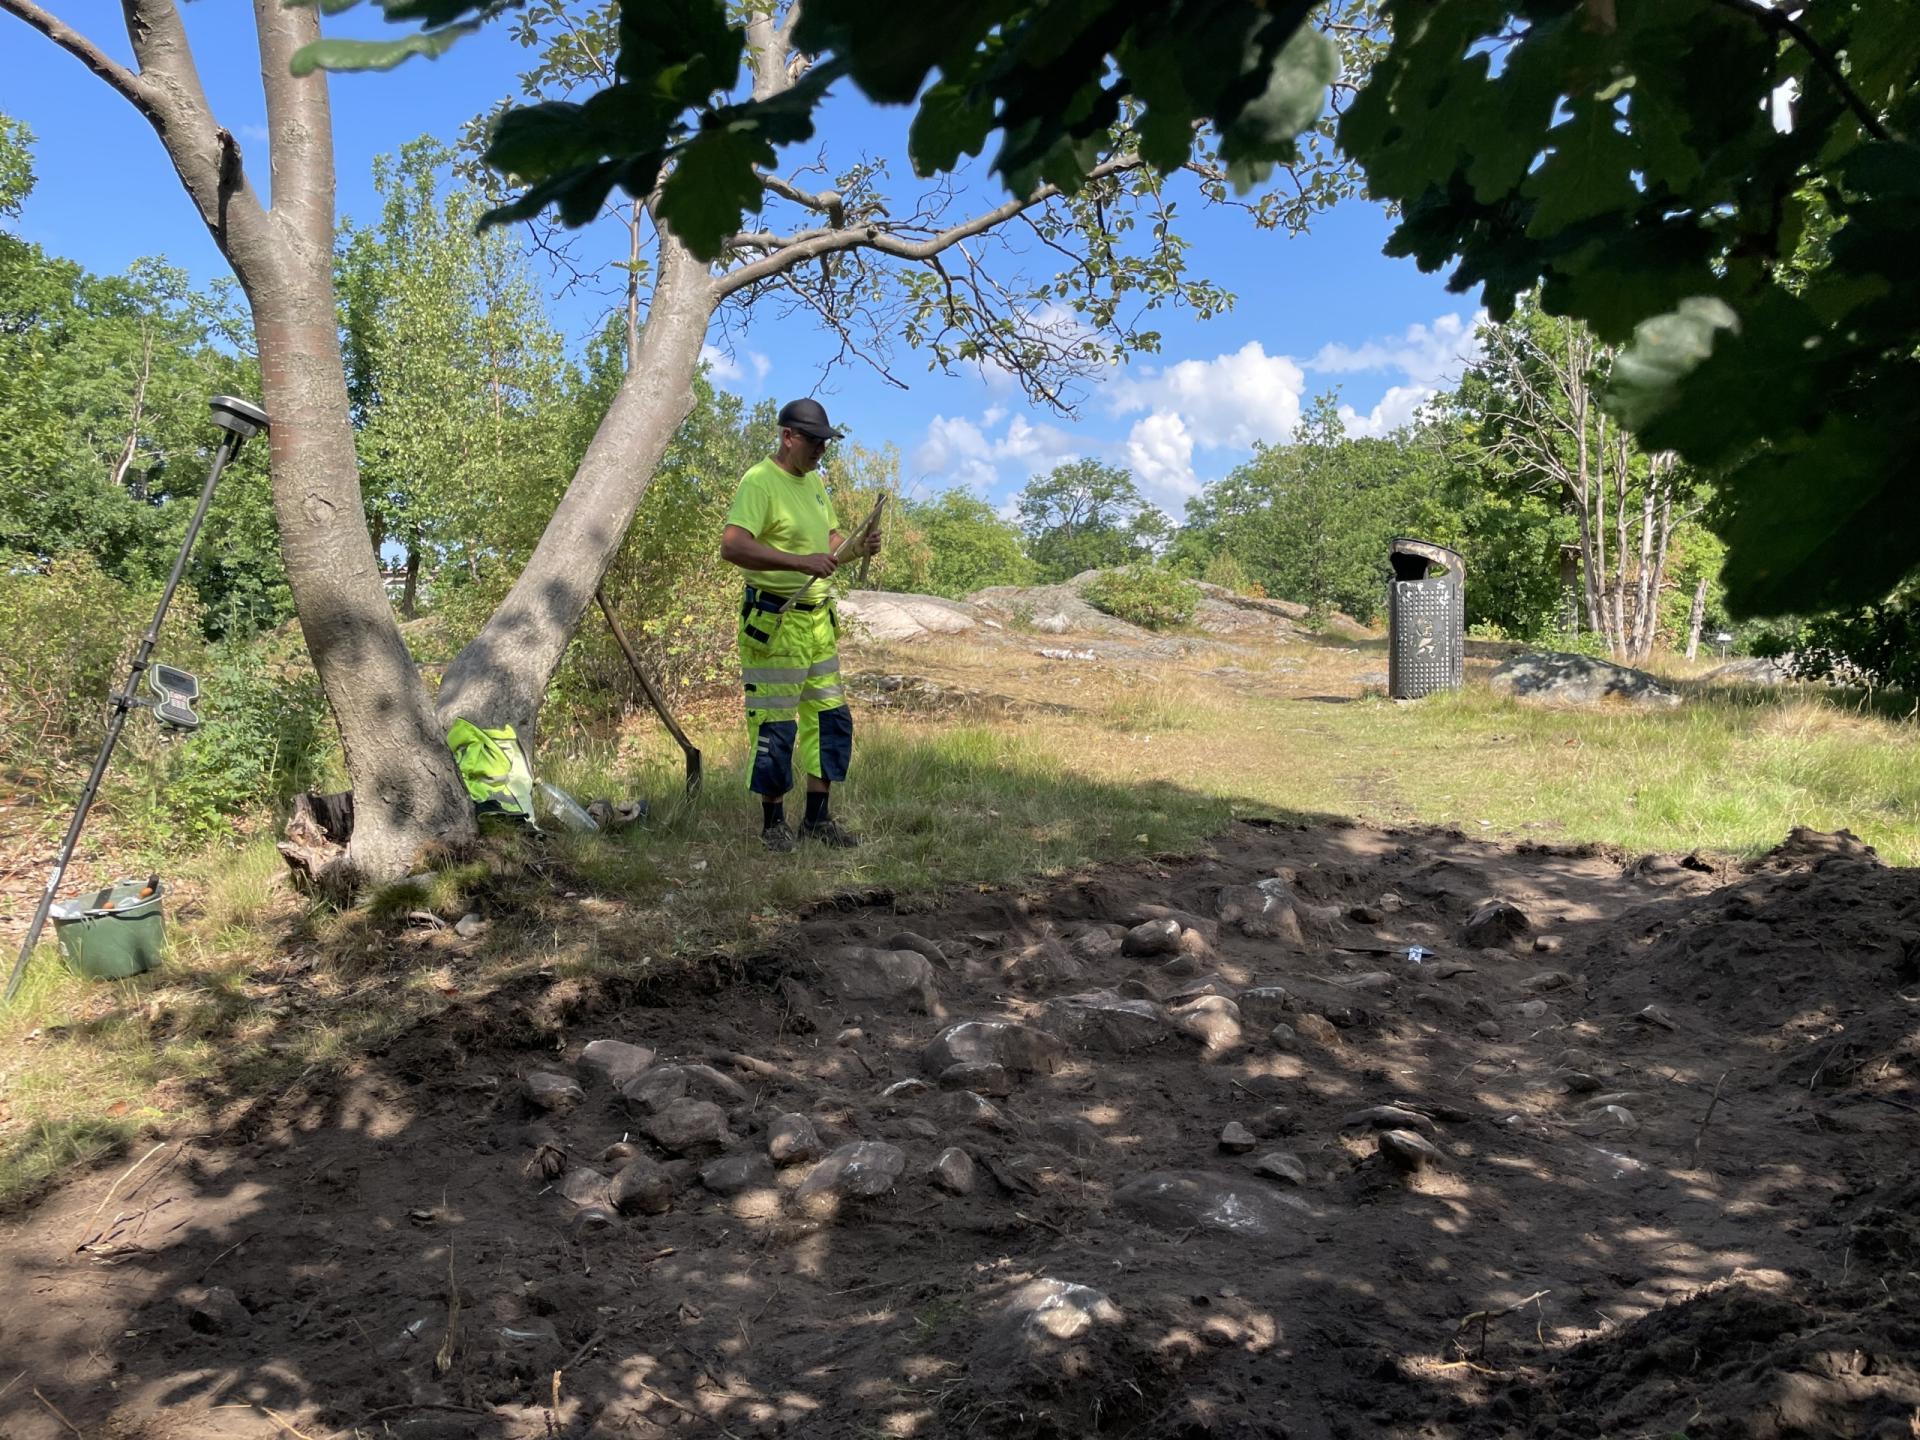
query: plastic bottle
[{"left": 533, "top": 780, "right": 600, "bottom": 833}]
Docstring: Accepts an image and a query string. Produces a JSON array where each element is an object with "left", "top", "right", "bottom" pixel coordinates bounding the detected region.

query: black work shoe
[
  {"left": 761, "top": 820, "right": 797, "bottom": 853},
  {"left": 800, "top": 818, "right": 861, "bottom": 848}
]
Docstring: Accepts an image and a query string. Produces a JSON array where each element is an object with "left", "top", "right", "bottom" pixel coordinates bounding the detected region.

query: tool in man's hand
[
  {"left": 595, "top": 587, "right": 703, "bottom": 799},
  {"left": 5, "top": 395, "right": 269, "bottom": 1006},
  {"left": 763, "top": 492, "right": 888, "bottom": 634}
]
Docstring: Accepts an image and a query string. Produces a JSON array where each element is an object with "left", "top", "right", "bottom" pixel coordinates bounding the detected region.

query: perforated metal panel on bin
[{"left": 1387, "top": 538, "right": 1464, "bottom": 700}]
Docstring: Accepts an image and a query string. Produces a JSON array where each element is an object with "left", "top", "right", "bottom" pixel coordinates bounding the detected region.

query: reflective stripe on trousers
[{"left": 739, "top": 598, "right": 851, "bottom": 792}]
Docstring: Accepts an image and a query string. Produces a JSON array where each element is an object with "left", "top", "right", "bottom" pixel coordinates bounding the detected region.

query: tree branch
[
  {"left": 1706, "top": 0, "right": 1894, "bottom": 143},
  {"left": 712, "top": 154, "right": 1145, "bottom": 299},
  {"left": 756, "top": 170, "right": 844, "bottom": 221},
  {"left": 0, "top": 0, "right": 157, "bottom": 119},
  {"left": 254, "top": 0, "right": 334, "bottom": 249}
]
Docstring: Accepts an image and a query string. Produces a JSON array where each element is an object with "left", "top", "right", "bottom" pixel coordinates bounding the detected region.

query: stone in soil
[
  {"left": 1219, "top": 1122, "right": 1256, "bottom": 1153},
  {"left": 180, "top": 1285, "right": 251, "bottom": 1334},
  {"left": 1534, "top": 934, "right": 1564, "bottom": 954},
  {"left": 1517, "top": 999, "right": 1550, "bottom": 1018},
  {"left": 609, "top": 1156, "right": 677, "bottom": 1215},
  {"left": 1293, "top": 1013, "right": 1342, "bottom": 1047},
  {"left": 1379, "top": 1129, "right": 1445, "bottom": 1173},
  {"left": 1120, "top": 918, "right": 1182, "bottom": 957},
  {"left": 1523, "top": 971, "right": 1572, "bottom": 992},
  {"left": 643, "top": 1098, "right": 732, "bottom": 1157},
  {"left": 1464, "top": 899, "right": 1532, "bottom": 948},
  {"left": 814, "top": 945, "right": 939, "bottom": 1013},
  {"left": 939, "top": 1090, "right": 1011, "bottom": 1130},
  {"left": 996, "top": 1277, "right": 1123, "bottom": 1343},
  {"left": 700, "top": 1153, "right": 773, "bottom": 1195},
  {"left": 1039, "top": 990, "right": 1174, "bottom": 1055},
  {"left": 557, "top": 1167, "right": 611, "bottom": 1208},
  {"left": 922, "top": 1019, "right": 1065, "bottom": 1077},
  {"left": 1342, "top": 1105, "right": 1436, "bottom": 1133},
  {"left": 525, "top": 1071, "right": 584, "bottom": 1116},
  {"left": 1114, "top": 1171, "right": 1312, "bottom": 1251},
  {"left": 1249, "top": 1106, "right": 1298, "bottom": 1139},
  {"left": 1254, "top": 1152, "right": 1308, "bottom": 1184},
  {"left": 938, "top": 1061, "right": 1012, "bottom": 1096},
  {"left": 931, "top": 1147, "right": 977, "bottom": 1195},
  {"left": 885, "top": 930, "right": 949, "bottom": 968},
  {"left": 1238, "top": 987, "right": 1293, "bottom": 1025},
  {"left": 1069, "top": 925, "right": 1125, "bottom": 961},
  {"left": 768, "top": 1113, "right": 824, "bottom": 1166},
  {"left": 1169, "top": 994, "right": 1243, "bottom": 1054},
  {"left": 453, "top": 912, "right": 486, "bottom": 939},
  {"left": 1269, "top": 1021, "right": 1299, "bottom": 1050},
  {"left": 577, "top": 1038, "right": 656, "bottom": 1088},
  {"left": 792, "top": 1141, "right": 909, "bottom": 1218},
  {"left": 1217, "top": 884, "right": 1306, "bottom": 943}
]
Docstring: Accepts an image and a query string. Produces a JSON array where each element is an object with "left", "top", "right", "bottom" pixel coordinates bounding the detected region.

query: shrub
[
  {"left": 1083, "top": 564, "right": 1200, "bottom": 631},
  {"left": 1201, "top": 550, "right": 1254, "bottom": 596}
]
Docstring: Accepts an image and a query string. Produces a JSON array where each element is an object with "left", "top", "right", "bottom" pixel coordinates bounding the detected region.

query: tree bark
[
  {"left": 432, "top": 233, "right": 714, "bottom": 739},
  {"left": 243, "top": 0, "right": 475, "bottom": 885}
]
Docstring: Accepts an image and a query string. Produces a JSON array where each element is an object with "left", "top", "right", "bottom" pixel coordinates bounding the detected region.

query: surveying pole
[{"left": 4, "top": 396, "right": 269, "bottom": 1006}]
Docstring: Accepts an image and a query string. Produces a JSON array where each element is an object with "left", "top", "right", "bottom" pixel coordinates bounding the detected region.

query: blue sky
[{"left": 0, "top": 5, "right": 1486, "bottom": 522}]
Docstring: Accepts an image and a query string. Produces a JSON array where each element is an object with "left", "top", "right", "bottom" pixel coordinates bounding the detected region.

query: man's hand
[
  {"left": 796, "top": 551, "right": 839, "bottom": 579},
  {"left": 859, "top": 525, "right": 883, "bottom": 557}
]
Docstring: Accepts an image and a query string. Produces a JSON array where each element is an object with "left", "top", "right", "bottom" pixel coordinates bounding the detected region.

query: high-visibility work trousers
[{"left": 739, "top": 586, "right": 852, "bottom": 796}]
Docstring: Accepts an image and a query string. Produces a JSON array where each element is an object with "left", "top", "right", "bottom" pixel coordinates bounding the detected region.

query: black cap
[{"left": 777, "top": 397, "right": 845, "bottom": 440}]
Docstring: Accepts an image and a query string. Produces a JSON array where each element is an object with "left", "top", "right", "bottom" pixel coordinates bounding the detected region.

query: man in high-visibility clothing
[{"left": 720, "top": 398, "right": 880, "bottom": 851}]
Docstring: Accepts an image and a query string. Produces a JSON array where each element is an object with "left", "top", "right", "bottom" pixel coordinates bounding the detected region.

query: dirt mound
[{"left": 4, "top": 823, "right": 1917, "bottom": 1439}]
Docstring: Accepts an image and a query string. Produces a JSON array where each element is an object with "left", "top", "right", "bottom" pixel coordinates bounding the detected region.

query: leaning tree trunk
[{"left": 433, "top": 235, "right": 715, "bottom": 741}]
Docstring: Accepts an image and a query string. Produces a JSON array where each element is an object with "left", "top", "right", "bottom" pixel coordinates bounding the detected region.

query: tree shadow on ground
[{"left": 2, "top": 754, "right": 1918, "bottom": 1440}]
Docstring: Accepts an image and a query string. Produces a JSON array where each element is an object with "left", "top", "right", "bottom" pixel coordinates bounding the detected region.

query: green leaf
[
  {"left": 655, "top": 123, "right": 775, "bottom": 257},
  {"left": 1717, "top": 381, "right": 1920, "bottom": 615},
  {"left": 1607, "top": 295, "right": 1739, "bottom": 435},
  {"left": 484, "top": 101, "right": 602, "bottom": 180},
  {"left": 905, "top": 78, "right": 993, "bottom": 177},
  {"left": 1521, "top": 95, "right": 1638, "bottom": 236},
  {"left": 1214, "top": 21, "right": 1336, "bottom": 170},
  {"left": 288, "top": 25, "right": 479, "bottom": 76}
]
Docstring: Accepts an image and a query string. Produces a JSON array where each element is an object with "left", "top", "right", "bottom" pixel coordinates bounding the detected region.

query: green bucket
[{"left": 50, "top": 878, "right": 166, "bottom": 981}]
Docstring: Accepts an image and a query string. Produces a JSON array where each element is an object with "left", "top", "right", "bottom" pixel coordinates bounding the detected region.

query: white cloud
[
  {"left": 999, "top": 415, "right": 1078, "bottom": 467},
  {"left": 1108, "top": 341, "right": 1305, "bottom": 452},
  {"left": 1125, "top": 411, "right": 1200, "bottom": 508},
  {"left": 913, "top": 414, "right": 998, "bottom": 493},
  {"left": 698, "top": 343, "right": 744, "bottom": 383},
  {"left": 1309, "top": 311, "right": 1486, "bottom": 389},
  {"left": 912, "top": 409, "right": 1083, "bottom": 494},
  {"left": 1339, "top": 383, "right": 1439, "bottom": 439},
  {"left": 698, "top": 344, "right": 771, "bottom": 390}
]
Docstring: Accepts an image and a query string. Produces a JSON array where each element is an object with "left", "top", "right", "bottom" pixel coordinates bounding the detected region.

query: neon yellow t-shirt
[{"left": 725, "top": 457, "right": 839, "bottom": 596}]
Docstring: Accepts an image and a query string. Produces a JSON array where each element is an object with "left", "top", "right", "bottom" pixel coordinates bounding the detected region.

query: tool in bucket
[
  {"left": 4, "top": 395, "right": 269, "bottom": 1005},
  {"left": 594, "top": 586, "right": 703, "bottom": 800}
]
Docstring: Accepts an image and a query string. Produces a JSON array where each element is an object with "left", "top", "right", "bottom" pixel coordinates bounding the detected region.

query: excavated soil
[{"left": 3, "top": 821, "right": 1918, "bottom": 1439}]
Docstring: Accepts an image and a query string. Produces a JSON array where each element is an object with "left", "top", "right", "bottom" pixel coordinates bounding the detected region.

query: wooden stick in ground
[
  {"left": 636, "top": 1379, "right": 745, "bottom": 1439},
  {"left": 594, "top": 587, "right": 702, "bottom": 797},
  {"left": 1693, "top": 1071, "right": 1729, "bottom": 1166}
]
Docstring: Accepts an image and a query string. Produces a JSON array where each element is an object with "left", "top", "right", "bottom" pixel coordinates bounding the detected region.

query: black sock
[
  {"left": 762, "top": 801, "right": 785, "bottom": 831},
  {"left": 804, "top": 791, "right": 829, "bottom": 827}
]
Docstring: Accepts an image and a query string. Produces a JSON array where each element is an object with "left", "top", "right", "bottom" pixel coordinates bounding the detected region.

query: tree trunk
[
  {"left": 433, "top": 234, "right": 714, "bottom": 739},
  {"left": 1685, "top": 577, "right": 1709, "bottom": 660}
]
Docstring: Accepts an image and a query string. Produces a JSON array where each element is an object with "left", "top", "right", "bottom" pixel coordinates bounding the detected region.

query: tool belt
[{"left": 742, "top": 583, "right": 822, "bottom": 644}]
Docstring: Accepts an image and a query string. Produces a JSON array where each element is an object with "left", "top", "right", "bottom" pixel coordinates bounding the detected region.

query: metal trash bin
[{"left": 1387, "top": 539, "right": 1465, "bottom": 700}]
